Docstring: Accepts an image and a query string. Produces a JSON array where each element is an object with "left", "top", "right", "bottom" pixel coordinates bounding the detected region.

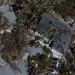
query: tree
[{"left": 54, "top": 0, "right": 75, "bottom": 17}]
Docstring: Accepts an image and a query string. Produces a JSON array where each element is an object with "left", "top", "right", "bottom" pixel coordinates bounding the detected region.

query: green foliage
[
  {"left": 43, "top": 40, "right": 49, "bottom": 44},
  {"left": 43, "top": 46, "right": 50, "bottom": 54},
  {"left": 48, "top": 26, "right": 58, "bottom": 35},
  {"left": 35, "top": 36, "right": 41, "bottom": 40},
  {"left": 11, "top": 27, "right": 19, "bottom": 36},
  {"left": 35, "top": 42, "right": 40, "bottom": 48}
]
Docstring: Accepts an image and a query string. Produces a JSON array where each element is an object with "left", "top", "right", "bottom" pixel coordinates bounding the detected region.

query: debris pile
[
  {"left": 27, "top": 53, "right": 58, "bottom": 75},
  {"left": 0, "top": 25, "right": 29, "bottom": 64}
]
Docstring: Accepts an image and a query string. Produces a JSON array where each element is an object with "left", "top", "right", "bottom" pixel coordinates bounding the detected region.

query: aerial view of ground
[{"left": 0, "top": 0, "right": 75, "bottom": 75}]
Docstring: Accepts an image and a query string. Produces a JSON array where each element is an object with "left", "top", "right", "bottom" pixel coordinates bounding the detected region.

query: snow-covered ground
[
  {"left": 0, "top": 5, "right": 17, "bottom": 24},
  {"left": 0, "top": 5, "right": 17, "bottom": 34},
  {"left": 28, "top": 46, "right": 44, "bottom": 55},
  {"left": 0, "top": 60, "right": 28, "bottom": 75}
]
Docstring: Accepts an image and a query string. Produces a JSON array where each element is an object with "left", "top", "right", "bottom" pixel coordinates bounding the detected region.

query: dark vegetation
[
  {"left": 27, "top": 53, "right": 57, "bottom": 75},
  {"left": 54, "top": 0, "right": 75, "bottom": 17},
  {"left": 43, "top": 46, "right": 50, "bottom": 54},
  {"left": 1, "top": 26, "right": 28, "bottom": 63}
]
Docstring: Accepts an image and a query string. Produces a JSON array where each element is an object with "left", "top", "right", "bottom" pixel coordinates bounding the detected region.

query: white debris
[
  {"left": 6, "top": 29, "right": 11, "bottom": 33},
  {"left": 70, "top": 19, "right": 74, "bottom": 23},
  {"left": 0, "top": 30, "right": 4, "bottom": 34},
  {"left": 51, "top": 70, "right": 58, "bottom": 74},
  {"left": 73, "top": 40, "right": 75, "bottom": 44},
  {"left": 51, "top": 49, "right": 62, "bottom": 59},
  {"left": 44, "top": 37, "right": 49, "bottom": 42},
  {"left": 34, "top": 31, "right": 43, "bottom": 37},
  {"left": 35, "top": 64, "right": 38, "bottom": 68},
  {"left": 22, "top": 53, "right": 29, "bottom": 61},
  {"left": 56, "top": 61, "right": 59, "bottom": 67},
  {"left": 39, "top": 41, "right": 46, "bottom": 46},
  {"left": 31, "top": 60, "right": 34, "bottom": 63},
  {"left": 39, "top": 39, "right": 62, "bottom": 59}
]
